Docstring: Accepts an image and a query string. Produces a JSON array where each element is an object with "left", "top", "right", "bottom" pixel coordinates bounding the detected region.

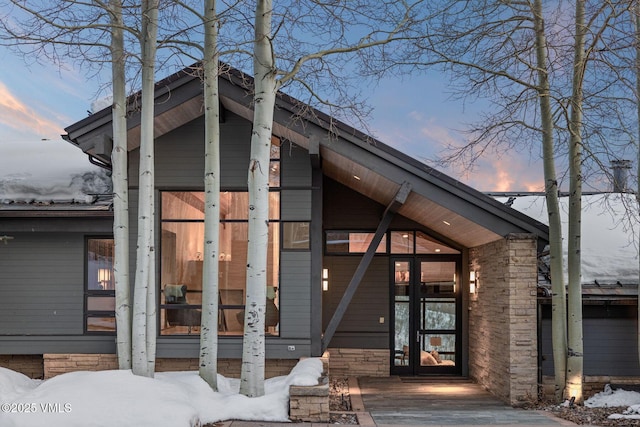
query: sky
[{"left": 0, "top": 40, "right": 548, "bottom": 194}]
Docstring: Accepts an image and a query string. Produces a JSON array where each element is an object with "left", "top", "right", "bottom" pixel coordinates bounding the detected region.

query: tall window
[
  {"left": 160, "top": 142, "right": 281, "bottom": 336},
  {"left": 86, "top": 238, "right": 115, "bottom": 333}
]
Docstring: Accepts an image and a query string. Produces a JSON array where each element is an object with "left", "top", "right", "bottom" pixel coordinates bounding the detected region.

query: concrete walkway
[{"left": 224, "top": 376, "right": 581, "bottom": 427}]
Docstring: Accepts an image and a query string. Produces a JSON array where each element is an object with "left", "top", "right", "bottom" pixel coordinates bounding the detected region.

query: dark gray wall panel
[
  {"left": 322, "top": 256, "right": 389, "bottom": 349},
  {"left": 281, "top": 190, "right": 311, "bottom": 221},
  {"left": 129, "top": 113, "right": 253, "bottom": 189},
  {"left": 0, "top": 232, "right": 84, "bottom": 335},
  {"left": 281, "top": 141, "right": 311, "bottom": 186},
  {"left": 0, "top": 337, "right": 116, "bottom": 354},
  {"left": 279, "top": 251, "right": 312, "bottom": 339},
  {"left": 157, "top": 337, "right": 311, "bottom": 359}
]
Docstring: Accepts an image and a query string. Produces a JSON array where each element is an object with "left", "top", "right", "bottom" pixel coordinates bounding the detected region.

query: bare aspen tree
[
  {"left": 108, "top": 0, "right": 132, "bottom": 371},
  {"left": 132, "top": 0, "right": 159, "bottom": 378},
  {"left": 565, "top": 0, "right": 586, "bottom": 403},
  {"left": 237, "top": 0, "right": 421, "bottom": 396},
  {"left": 199, "top": 0, "right": 221, "bottom": 390},
  {"left": 533, "top": 0, "right": 567, "bottom": 399}
]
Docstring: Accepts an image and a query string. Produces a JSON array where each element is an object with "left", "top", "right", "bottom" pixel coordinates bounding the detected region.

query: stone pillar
[
  {"left": 289, "top": 376, "right": 330, "bottom": 422},
  {"left": 468, "top": 233, "right": 538, "bottom": 406}
]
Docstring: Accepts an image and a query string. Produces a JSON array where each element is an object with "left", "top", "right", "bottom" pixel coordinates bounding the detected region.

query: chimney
[{"left": 611, "top": 159, "right": 631, "bottom": 193}]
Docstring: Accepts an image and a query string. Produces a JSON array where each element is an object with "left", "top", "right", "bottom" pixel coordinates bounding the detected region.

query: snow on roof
[
  {"left": 0, "top": 170, "right": 112, "bottom": 210},
  {"left": 496, "top": 193, "right": 639, "bottom": 286}
]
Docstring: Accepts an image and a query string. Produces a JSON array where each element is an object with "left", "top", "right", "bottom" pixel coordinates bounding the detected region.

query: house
[{"left": 0, "top": 64, "right": 551, "bottom": 406}]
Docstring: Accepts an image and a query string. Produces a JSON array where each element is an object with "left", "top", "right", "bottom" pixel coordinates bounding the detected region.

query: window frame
[
  {"left": 158, "top": 189, "right": 282, "bottom": 337},
  {"left": 84, "top": 236, "right": 116, "bottom": 335}
]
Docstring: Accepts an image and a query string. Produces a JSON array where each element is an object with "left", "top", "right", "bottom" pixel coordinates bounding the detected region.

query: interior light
[
  {"left": 443, "top": 220, "right": 451, "bottom": 226},
  {"left": 435, "top": 248, "right": 441, "bottom": 253},
  {"left": 469, "top": 271, "right": 477, "bottom": 294},
  {"left": 322, "top": 268, "right": 329, "bottom": 291},
  {"left": 353, "top": 175, "right": 361, "bottom": 180}
]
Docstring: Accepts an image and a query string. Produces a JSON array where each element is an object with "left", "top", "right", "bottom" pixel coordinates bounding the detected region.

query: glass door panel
[
  {"left": 417, "top": 260, "right": 459, "bottom": 374},
  {"left": 393, "top": 260, "right": 411, "bottom": 368},
  {"left": 391, "top": 257, "right": 461, "bottom": 375}
]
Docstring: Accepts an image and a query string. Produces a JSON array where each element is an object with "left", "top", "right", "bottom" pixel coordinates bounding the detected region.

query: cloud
[
  {"left": 461, "top": 157, "right": 544, "bottom": 192},
  {"left": 0, "top": 80, "right": 64, "bottom": 138}
]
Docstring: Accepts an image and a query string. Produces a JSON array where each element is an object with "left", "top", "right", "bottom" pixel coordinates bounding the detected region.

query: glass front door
[{"left": 392, "top": 257, "right": 461, "bottom": 375}]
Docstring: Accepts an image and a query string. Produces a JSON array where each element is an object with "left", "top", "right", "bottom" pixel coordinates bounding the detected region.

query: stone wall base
[
  {"left": 43, "top": 354, "right": 298, "bottom": 379},
  {"left": 541, "top": 375, "right": 640, "bottom": 401},
  {"left": 326, "top": 348, "right": 388, "bottom": 377},
  {"left": 289, "top": 376, "right": 329, "bottom": 423},
  {"left": 0, "top": 355, "right": 44, "bottom": 379}
]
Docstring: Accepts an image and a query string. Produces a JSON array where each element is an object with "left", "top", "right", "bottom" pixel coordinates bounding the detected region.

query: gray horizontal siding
[
  {"left": 322, "top": 256, "right": 389, "bottom": 349},
  {"left": 157, "top": 337, "right": 311, "bottom": 359},
  {"left": 0, "top": 336, "right": 116, "bottom": 354},
  {"left": 541, "top": 315, "right": 640, "bottom": 376},
  {"left": 129, "top": 114, "right": 253, "bottom": 189},
  {"left": 279, "top": 251, "right": 312, "bottom": 339},
  {"left": 281, "top": 190, "right": 311, "bottom": 220},
  {"left": 0, "top": 233, "right": 85, "bottom": 335}
]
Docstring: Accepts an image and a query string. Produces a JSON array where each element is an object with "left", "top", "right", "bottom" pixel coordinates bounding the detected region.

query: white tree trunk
[
  {"left": 199, "top": 0, "right": 220, "bottom": 391},
  {"left": 240, "top": 0, "right": 277, "bottom": 398},
  {"left": 566, "top": 0, "right": 585, "bottom": 403},
  {"left": 109, "top": 0, "right": 132, "bottom": 370},
  {"left": 533, "top": 0, "right": 566, "bottom": 401},
  {"left": 132, "top": 0, "right": 158, "bottom": 378}
]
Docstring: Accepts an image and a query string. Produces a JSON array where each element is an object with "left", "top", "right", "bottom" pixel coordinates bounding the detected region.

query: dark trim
[{"left": 310, "top": 165, "right": 323, "bottom": 356}]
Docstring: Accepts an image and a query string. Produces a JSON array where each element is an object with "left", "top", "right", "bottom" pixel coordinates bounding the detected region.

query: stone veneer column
[{"left": 468, "top": 233, "right": 538, "bottom": 406}]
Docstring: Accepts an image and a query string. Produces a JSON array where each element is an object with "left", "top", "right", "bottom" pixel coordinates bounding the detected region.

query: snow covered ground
[
  {"left": 0, "top": 358, "right": 323, "bottom": 427},
  {"left": 583, "top": 384, "right": 640, "bottom": 421}
]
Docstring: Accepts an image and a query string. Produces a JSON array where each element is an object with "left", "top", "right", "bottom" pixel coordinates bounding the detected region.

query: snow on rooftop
[
  {"left": 0, "top": 358, "right": 324, "bottom": 427},
  {"left": 496, "top": 193, "right": 639, "bottom": 285},
  {"left": 0, "top": 170, "right": 112, "bottom": 206}
]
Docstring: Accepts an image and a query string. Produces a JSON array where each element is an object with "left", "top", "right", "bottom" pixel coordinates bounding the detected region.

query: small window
[
  {"left": 86, "top": 238, "right": 115, "bottom": 334},
  {"left": 390, "top": 231, "right": 414, "bottom": 254},
  {"left": 283, "top": 222, "right": 310, "bottom": 250},
  {"left": 325, "top": 232, "right": 386, "bottom": 254}
]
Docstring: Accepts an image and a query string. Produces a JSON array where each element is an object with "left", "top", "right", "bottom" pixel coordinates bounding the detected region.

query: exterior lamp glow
[
  {"left": 322, "top": 268, "right": 329, "bottom": 291},
  {"left": 469, "top": 271, "right": 477, "bottom": 294}
]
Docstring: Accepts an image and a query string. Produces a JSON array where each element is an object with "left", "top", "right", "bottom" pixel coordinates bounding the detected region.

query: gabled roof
[{"left": 63, "top": 63, "right": 549, "bottom": 249}]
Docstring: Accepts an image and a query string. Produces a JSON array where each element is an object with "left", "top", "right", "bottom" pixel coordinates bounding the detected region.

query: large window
[
  {"left": 160, "top": 139, "right": 281, "bottom": 336},
  {"left": 86, "top": 238, "right": 115, "bottom": 334},
  {"left": 160, "top": 189, "right": 281, "bottom": 336}
]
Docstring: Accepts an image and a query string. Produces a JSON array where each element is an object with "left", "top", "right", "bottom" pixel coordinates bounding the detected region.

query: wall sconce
[
  {"left": 98, "top": 268, "right": 113, "bottom": 290},
  {"left": 322, "top": 268, "right": 329, "bottom": 291},
  {"left": 469, "top": 271, "right": 477, "bottom": 294}
]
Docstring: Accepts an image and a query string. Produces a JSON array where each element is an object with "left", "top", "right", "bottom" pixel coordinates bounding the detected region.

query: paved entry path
[{"left": 356, "top": 376, "right": 578, "bottom": 427}]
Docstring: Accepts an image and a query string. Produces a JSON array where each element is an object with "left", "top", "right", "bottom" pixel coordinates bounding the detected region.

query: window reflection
[
  {"left": 86, "top": 238, "right": 115, "bottom": 334},
  {"left": 160, "top": 191, "right": 280, "bottom": 336}
]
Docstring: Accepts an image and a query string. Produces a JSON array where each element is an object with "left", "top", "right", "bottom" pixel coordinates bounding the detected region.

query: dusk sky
[{"left": 0, "top": 43, "right": 546, "bottom": 193}]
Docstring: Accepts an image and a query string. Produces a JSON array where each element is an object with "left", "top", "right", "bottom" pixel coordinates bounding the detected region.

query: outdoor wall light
[
  {"left": 322, "top": 268, "right": 329, "bottom": 291},
  {"left": 469, "top": 271, "right": 477, "bottom": 294}
]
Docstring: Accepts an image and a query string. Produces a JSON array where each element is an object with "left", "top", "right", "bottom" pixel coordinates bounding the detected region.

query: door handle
[{"left": 416, "top": 331, "right": 420, "bottom": 343}]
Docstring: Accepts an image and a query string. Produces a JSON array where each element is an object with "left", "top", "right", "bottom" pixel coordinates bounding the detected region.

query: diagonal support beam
[{"left": 321, "top": 181, "right": 411, "bottom": 353}]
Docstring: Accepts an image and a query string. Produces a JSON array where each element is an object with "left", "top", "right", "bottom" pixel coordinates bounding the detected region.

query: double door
[{"left": 391, "top": 257, "right": 461, "bottom": 375}]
